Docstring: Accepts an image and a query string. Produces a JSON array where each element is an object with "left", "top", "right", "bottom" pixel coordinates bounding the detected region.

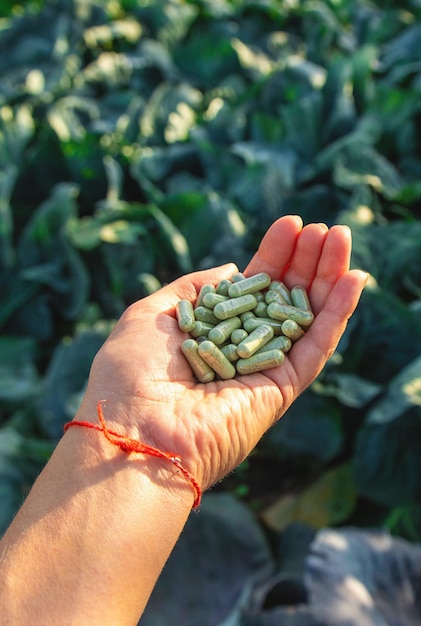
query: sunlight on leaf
[{"left": 261, "top": 465, "right": 357, "bottom": 532}]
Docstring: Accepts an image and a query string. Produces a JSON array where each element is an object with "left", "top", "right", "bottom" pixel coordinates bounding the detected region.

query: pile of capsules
[{"left": 176, "top": 271, "right": 314, "bottom": 382}]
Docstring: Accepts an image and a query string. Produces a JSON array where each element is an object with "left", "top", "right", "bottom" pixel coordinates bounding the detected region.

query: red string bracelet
[{"left": 63, "top": 401, "right": 202, "bottom": 508}]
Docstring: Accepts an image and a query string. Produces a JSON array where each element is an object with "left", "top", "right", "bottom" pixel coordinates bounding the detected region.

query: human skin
[{"left": 0, "top": 215, "right": 368, "bottom": 625}]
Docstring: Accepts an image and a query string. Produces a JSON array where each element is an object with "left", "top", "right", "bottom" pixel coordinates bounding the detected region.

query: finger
[
  {"left": 244, "top": 215, "right": 303, "bottom": 278},
  {"left": 156, "top": 263, "right": 239, "bottom": 305},
  {"left": 308, "top": 225, "right": 352, "bottom": 313},
  {"left": 288, "top": 269, "right": 368, "bottom": 391},
  {"left": 282, "top": 223, "right": 329, "bottom": 289}
]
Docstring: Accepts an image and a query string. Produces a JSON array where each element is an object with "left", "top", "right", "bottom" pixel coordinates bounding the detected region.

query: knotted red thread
[{"left": 64, "top": 401, "right": 202, "bottom": 508}]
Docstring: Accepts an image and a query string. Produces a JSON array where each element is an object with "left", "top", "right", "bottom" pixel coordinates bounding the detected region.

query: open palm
[{"left": 78, "top": 215, "right": 367, "bottom": 496}]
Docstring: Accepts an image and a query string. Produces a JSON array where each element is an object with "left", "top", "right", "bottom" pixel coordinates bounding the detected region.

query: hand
[{"left": 76, "top": 215, "right": 367, "bottom": 497}]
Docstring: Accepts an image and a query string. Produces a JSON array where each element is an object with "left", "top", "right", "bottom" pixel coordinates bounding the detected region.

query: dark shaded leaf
[
  {"left": 261, "top": 389, "right": 343, "bottom": 464},
  {"left": 141, "top": 493, "right": 274, "bottom": 626},
  {"left": 35, "top": 330, "right": 107, "bottom": 440},
  {"left": 353, "top": 408, "right": 421, "bottom": 507},
  {"left": 0, "top": 336, "right": 39, "bottom": 407}
]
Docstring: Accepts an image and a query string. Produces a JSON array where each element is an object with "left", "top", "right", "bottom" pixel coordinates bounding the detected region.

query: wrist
[{"left": 69, "top": 399, "right": 202, "bottom": 508}]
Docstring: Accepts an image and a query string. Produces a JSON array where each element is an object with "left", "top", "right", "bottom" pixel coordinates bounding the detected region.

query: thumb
[{"left": 156, "top": 263, "right": 239, "bottom": 305}]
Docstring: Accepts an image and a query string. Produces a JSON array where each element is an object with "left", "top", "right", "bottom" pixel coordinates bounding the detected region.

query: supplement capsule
[
  {"left": 202, "top": 292, "right": 229, "bottom": 309},
  {"left": 240, "top": 311, "right": 255, "bottom": 323},
  {"left": 214, "top": 294, "right": 257, "bottom": 320},
  {"left": 265, "top": 290, "right": 288, "bottom": 306},
  {"left": 268, "top": 281, "right": 292, "bottom": 304},
  {"left": 281, "top": 319, "right": 304, "bottom": 341},
  {"left": 256, "top": 335, "right": 292, "bottom": 353},
  {"left": 196, "top": 284, "right": 215, "bottom": 306},
  {"left": 231, "top": 328, "right": 248, "bottom": 345},
  {"left": 237, "top": 324, "right": 274, "bottom": 359},
  {"left": 182, "top": 339, "right": 215, "bottom": 383},
  {"left": 236, "top": 349, "right": 285, "bottom": 375},
  {"left": 291, "top": 286, "right": 312, "bottom": 312},
  {"left": 267, "top": 302, "right": 314, "bottom": 327},
  {"left": 243, "top": 316, "right": 284, "bottom": 335},
  {"left": 198, "top": 340, "right": 237, "bottom": 379},
  {"left": 216, "top": 279, "right": 232, "bottom": 296},
  {"left": 194, "top": 306, "right": 219, "bottom": 325},
  {"left": 228, "top": 272, "right": 271, "bottom": 298},
  {"left": 220, "top": 343, "right": 239, "bottom": 362},
  {"left": 231, "top": 272, "right": 246, "bottom": 282},
  {"left": 208, "top": 316, "right": 241, "bottom": 345},
  {"left": 176, "top": 300, "right": 196, "bottom": 332},
  {"left": 253, "top": 302, "right": 268, "bottom": 317},
  {"left": 190, "top": 321, "right": 214, "bottom": 338}
]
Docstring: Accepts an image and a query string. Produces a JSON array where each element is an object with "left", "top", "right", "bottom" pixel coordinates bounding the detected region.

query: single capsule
[
  {"left": 208, "top": 316, "right": 241, "bottom": 345},
  {"left": 253, "top": 302, "right": 268, "bottom": 318},
  {"left": 220, "top": 343, "right": 239, "bottom": 362},
  {"left": 237, "top": 324, "right": 274, "bottom": 359},
  {"left": 281, "top": 319, "right": 304, "bottom": 341},
  {"left": 268, "top": 281, "right": 292, "bottom": 304},
  {"left": 231, "top": 272, "right": 246, "bottom": 282},
  {"left": 236, "top": 349, "right": 285, "bottom": 375},
  {"left": 256, "top": 335, "right": 292, "bottom": 353},
  {"left": 243, "top": 316, "right": 284, "bottom": 335},
  {"left": 182, "top": 339, "right": 215, "bottom": 383},
  {"left": 214, "top": 294, "right": 257, "bottom": 320},
  {"left": 198, "top": 341, "right": 236, "bottom": 379},
  {"left": 202, "top": 292, "right": 229, "bottom": 309},
  {"left": 291, "top": 286, "right": 313, "bottom": 313},
  {"left": 216, "top": 279, "right": 232, "bottom": 296},
  {"left": 240, "top": 311, "right": 255, "bottom": 323},
  {"left": 190, "top": 321, "right": 214, "bottom": 338},
  {"left": 265, "top": 290, "right": 288, "bottom": 306},
  {"left": 228, "top": 272, "right": 271, "bottom": 298},
  {"left": 254, "top": 291, "right": 265, "bottom": 302},
  {"left": 196, "top": 284, "right": 215, "bottom": 306},
  {"left": 194, "top": 306, "right": 219, "bottom": 325},
  {"left": 176, "top": 300, "right": 195, "bottom": 332},
  {"left": 231, "top": 328, "right": 248, "bottom": 345},
  {"left": 267, "top": 302, "right": 314, "bottom": 327}
]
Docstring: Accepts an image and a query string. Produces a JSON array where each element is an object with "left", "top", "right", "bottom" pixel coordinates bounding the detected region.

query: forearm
[{"left": 0, "top": 425, "right": 194, "bottom": 625}]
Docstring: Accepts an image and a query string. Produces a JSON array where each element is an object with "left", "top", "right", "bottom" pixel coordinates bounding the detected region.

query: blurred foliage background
[{"left": 1, "top": 0, "right": 421, "bottom": 622}]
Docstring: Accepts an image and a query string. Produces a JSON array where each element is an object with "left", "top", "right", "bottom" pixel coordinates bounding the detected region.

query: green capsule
[
  {"left": 243, "top": 316, "right": 284, "bottom": 336},
  {"left": 237, "top": 324, "right": 274, "bottom": 359},
  {"left": 253, "top": 302, "right": 268, "bottom": 318},
  {"left": 194, "top": 306, "right": 219, "bottom": 325},
  {"left": 182, "top": 339, "right": 215, "bottom": 383},
  {"left": 291, "top": 286, "right": 312, "bottom": 313},
  {"left": 176, "top": 300, "right": 196, "bottom": 332},
  {"left": 214, "top": 294, "right": 257, "bottom": 320},
  {"left": 220, "top": 343, "right": 239, "bottom": 362},
  {"left": 202, "top": 292, "right": 229, "bottom": 309},
  {"left": 196, "top": 284, "right": 215, "bottom": 306},
  {"left": 267, "top": 302, "right": 314, "bottom": 327},
  {"left": 216, "top": 279, "right": 232, "bottom": 296},
  {"left": 208, "top": 316, "right": 241, "bottom": 345},
  {"left": 198, "top": 340, "right": 237, "bottom": 380},
  {"left": 231, "top": 328, "right": 248, "bottom": 345},
  {"left": 268, "top": 281, "right": 292, "bottom": 304},
  {"left": 231, "top": 272, "right": 246, "bottom": 282},
  {"left": 265, "top": 290, "right": 288, "bottom": 306},
  {"left": 281, "top": 319, "right": 304, "bottom": 341},
  {"left": 240, "top": 311, "right": 255, "bottom": 323},
  {"left": 236, "top": 349, "right": 285, "bottom": 375},
  {"left": 228, "top": 272, "right": 271, "bottom": 298},
  {"left": 190, "top": 321, "right": 214, "bottom": 338},
  {"left": 256, "top": 335, "right": 292, "bottom": 354}
]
